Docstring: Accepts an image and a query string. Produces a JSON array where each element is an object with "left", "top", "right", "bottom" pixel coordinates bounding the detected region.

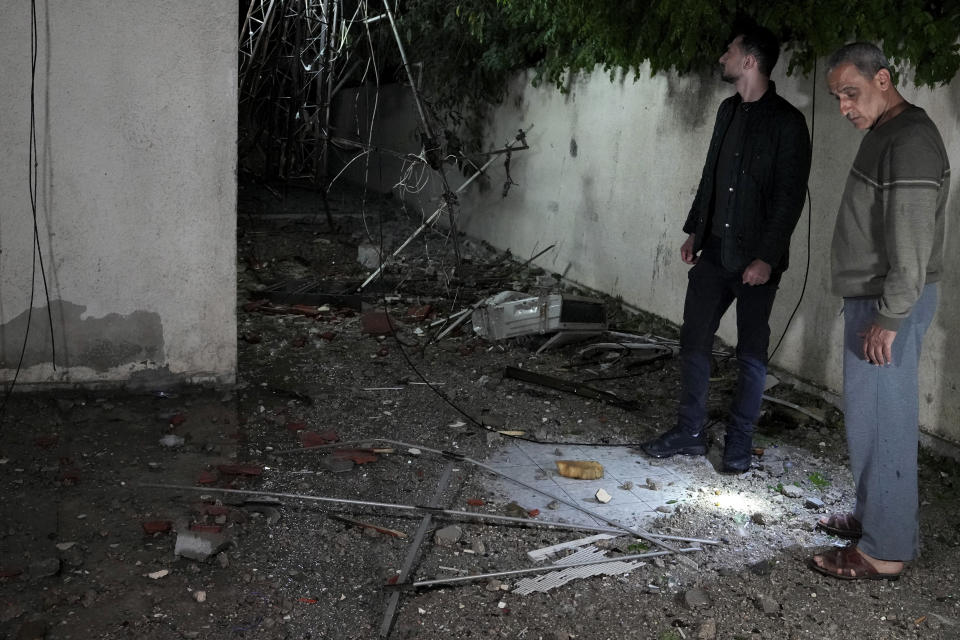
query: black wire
[
  {"left": 768, "top": 59, "right": 817, "bottom": 362},
  {"left": 0, "top": 0, "right": 57, "bottom": 422}
]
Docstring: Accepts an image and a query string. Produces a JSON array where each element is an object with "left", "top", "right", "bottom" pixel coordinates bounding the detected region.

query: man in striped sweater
[{"left": 811, "top": 42, "right": 950, "bottom": 581}]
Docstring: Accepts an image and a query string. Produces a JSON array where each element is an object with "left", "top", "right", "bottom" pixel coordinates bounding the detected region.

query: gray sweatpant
[{"left": 843, "top": 283, "right": 937, "bottom": 562}]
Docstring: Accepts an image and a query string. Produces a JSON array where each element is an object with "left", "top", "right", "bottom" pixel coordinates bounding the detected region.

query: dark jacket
[{"left": 683, "top": 82, "right": 811, "bottom": 273}]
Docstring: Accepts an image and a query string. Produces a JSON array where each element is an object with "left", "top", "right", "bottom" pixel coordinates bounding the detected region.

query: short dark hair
[
  {"left": 735, "top": 24, "right": 780, "bottom": 77},
  {"left": 826, "top": 42, "right": 891, "bottom": 79}
]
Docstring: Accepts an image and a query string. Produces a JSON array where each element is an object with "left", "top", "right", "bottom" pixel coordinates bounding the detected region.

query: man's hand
[
  {"left": 681, "top": 233, "right": 698, "bottom": 265},
  {"left": 858, "top": 323, "right": 897, "bottom": 366},
  {"left": 742, "top": 259, "right": 771, "bottom": 285}
]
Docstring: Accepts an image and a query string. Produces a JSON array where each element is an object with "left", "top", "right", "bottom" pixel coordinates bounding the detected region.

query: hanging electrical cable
[{"left": 0, "top": 0, "right": 57, "bottom": 422}]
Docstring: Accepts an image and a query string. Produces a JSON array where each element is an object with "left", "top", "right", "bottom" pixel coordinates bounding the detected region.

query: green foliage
[
  {"left": 808, "top": 471, "right": 831, "bottom": 488},
  {"left": 393, "top": 0, "right": 960, "bottom": 150},
  {"left": 627, "top": 541, "right": 650, "bottom": 553}
]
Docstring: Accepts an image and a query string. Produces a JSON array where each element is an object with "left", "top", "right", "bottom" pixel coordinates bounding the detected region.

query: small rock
[
  {"left": 595, "top": 488, "right": 612, "bottom": 504},
  {"left": 147, "top": 569, "right": 170, "bottom": 579},
  {"left": 193, "top": 590, "right": 207, "bottom": 603},
  {"left": 656, "top": 505, "right": 673, "bottom": 513},
  {"left": 434, "top": 525, "right": 462, "bottom": 547},
  {"left": 645, "top": 478, "right": 661, "bottom": 491},
  {"left": 756, "top": 595, "right": 780, "bottom": 615},
  {"left": 750, "top": 512, "right": 767, "bottom": 526},
  {"left": 697, "top": 618, "right": 717, "bottom": 639},
  {"left": 748, "top": 559, "right": 773, "bottom": 576},
  {"left": 683, "top": 588, "right": 711, "bottom": 609},
  {"left": 217, "top": 552, "right": 230, "bottom": 568},
  {"left": 158, "top": 434, "right": 185, "bottom": 448},
  {"left": 485, "top": 579, "right": 502, "bottom": 592},
  {"left": 28, "top": 558, "right": 60, "bottom": 579},
  {"left": 471, "top": 539, "right": 486, "bottom": 555},
  {"left": 781, "top": 484, "right": 803, "bottom": 498},
  {"left": 546, "top": 500, "right": 559, "bottom": 510},
  {"left": 619, "top": 481, "right": 634, "bottom": 491},
  {"left": 174, "top": 530, "right": 229, "bottom": 561},
  {"left": 805, "top": 496, "right": 826, "bottom": 510}
]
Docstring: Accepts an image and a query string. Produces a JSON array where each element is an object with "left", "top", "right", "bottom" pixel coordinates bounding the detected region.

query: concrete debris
[
  {"left": 527, "top": 534, "right": 616, "bottom": 562},
  {"left": 174, "top": 530, "right": 230, "bottom": 562},
  {"left": 434, "top": 525, "right": 462, "bottom": 547},
  {"left": 697, "top": 618, "right": 718, "bottom": 639},
  {"left": 780, "top": 484, "right": 804, "bottom": 498},
  {"left": 28, "top": 558, "right": 60, "bottom": 580},
  {"left": 757, "top": 594, "right": 780, "bottom": 615},
  {"left": 193, "top": 590, "right": 207, "bottom": 603},
  {"left": 159, "top": 434, "right": 185, "bottom": 448},
  {"left": 804, "top": 496, "right": 826, "bottom": 510},
  {"left": 147, "top": 569, "right": 170, "bottom": 579},
  {"left": 683, "top": 587, "right": 712, "bottom": 609},
  {"left": 594, "top": 488, "right": 612, "bottom": 504},
  {"left": 513, "top": 545, "right": 644, "bottom": 595}
]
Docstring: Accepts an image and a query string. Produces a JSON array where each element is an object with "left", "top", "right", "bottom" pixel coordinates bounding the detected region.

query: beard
[{"left": 720, "top": 67, "right": 738, "bottom": 83}]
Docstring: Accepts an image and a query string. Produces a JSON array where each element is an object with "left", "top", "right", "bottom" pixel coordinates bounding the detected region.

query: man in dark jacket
[{"left": 642, "top": 22, "right": 811, "bottom": 471}]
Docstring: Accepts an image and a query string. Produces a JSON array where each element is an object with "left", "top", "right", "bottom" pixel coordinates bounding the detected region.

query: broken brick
[
  {"left": 189, "top": 524, "right": 223, "bottom": 534},
  {"left": 242, "top": 299, "right": 269, "bottom": 312},
  {"left": 201, "top": 505, "right": 231, "bottom": 517},
  {"left": 405, "top": 304, "right": 432, "bottom": 321},
  {"left": 291, "top": 304, "right": 321, "bottom": 317},
  {"left": 527, "top": 509, "right": 540, "bottom": 518},
  {"left": 300, "top": 430, "right": 339, "bottom": 447},
  {"left": 0, "top": 567, "right": 24, "bottom": 578},
  {"left": 197, "top": 471, "right": 219, "bottom": 485},
  {"left": 466, "top": 499, "right": 485, "bottom": 507},
  {"left": 142, "top": 520, "right": 173, "bottom": 535},
  {"left": 216, "top": 464, "right": 263, "bottom": 477},
  {"left": 361, "top": 311, "right": 394, "bottom": 336},
  {"left": 332, "top": 448, "right": 378, "bottom": 465},
  {"left": 298, "top": 598, "right": 318, "bottom": 604},
  {"left": 169, "top": 414, "right": 187, "bottom": 427},
  {"left": 377, "top": 347, "right": 390, "bottom": 357}
]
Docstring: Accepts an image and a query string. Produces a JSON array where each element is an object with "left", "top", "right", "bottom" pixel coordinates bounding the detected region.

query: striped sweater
[{"left": 831, "top": 105, "right": 951, "bottom": 331}]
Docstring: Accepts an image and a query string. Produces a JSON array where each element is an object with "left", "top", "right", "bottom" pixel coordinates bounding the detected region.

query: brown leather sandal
[
  {"left": 809, "top": 546, "right": 902, "bottom": 581},
  {"left": 816, "top": 512, "right": 862, "bottom": 539}
]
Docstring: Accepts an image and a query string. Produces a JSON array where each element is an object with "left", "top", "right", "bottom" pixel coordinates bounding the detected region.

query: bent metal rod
[{"left": 137, "top": 481, "right": 719, "bottom": 547}]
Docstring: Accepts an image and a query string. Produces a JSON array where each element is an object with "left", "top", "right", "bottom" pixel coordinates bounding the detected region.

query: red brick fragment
[
  {"left": 189, "top": 524, "right": 223, "bottom": 533},
  {"left": 142, "top": 520, "right": 173, "bottom": 535},
  {"left": 291, "top": 304, "right": 321, "bottom": 317},
  {"left": 242, "top": 299, "right": 269, "bottom": 312},
  {"left": 197, "top": 471, "right": 219, "bottom": 485},
  {"left": 0, "top": 567, "right": 24, "bottom": 578},
  {"left": 298, "top": 598, "right": 318, "bottom": 604},
  {"left": 386, "top": 575, "right": 399, "bottom": 585},
  {"left": 286, "top": 421, "right": 308, "bottom": 432},
  {"left": 332, "top": 448, "right": 378, "bottom": 465},
  {"left": 216, "top": 464, "right": 263, "bottom": 477},
  {"left": 202, "top": 505, "right": 231, "bottom": 517},
  {"left": 466, "top": 499, "right": 485, "bottom": 507},
  {"left": 527, "top": 509, "right": 540, "bottom": 518},
  {"left": 405, "top": 304, "right": 432, "bottom": 321},
  {"left": 300, "top": 430, "right": 339, "bottom": 448},
  {"left": 169, "top": 414, "right": 187, "bottom": 427},
  {"left": 376, "top": 347, "right": 390, "bottom": 357},
  {"left": 361, "top": 311, "right": 394, "bottom": 336}
]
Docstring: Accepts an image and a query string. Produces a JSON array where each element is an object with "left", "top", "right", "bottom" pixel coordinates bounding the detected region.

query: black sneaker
[{"left": 641, "top": 427, "right": 708, "bottom": 458}]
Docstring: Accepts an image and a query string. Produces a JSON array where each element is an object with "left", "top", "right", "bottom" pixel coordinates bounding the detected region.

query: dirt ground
[{"left": 2, "top": 183, "right": 960, "bottom": 640}]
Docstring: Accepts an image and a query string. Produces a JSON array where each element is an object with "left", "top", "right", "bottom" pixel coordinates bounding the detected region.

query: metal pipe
[
  {"left": 137, "top": 481, "right": 719, "bottom": 545},
  {"left": 408, "top": 548, "right": 700, "bottom": 588}
]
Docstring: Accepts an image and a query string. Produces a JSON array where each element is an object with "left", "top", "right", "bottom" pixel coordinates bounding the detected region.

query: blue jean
[
  {"left": 676, "top": 240, "right": 779, "bottom": 440},
  {"left": 843, "top": 283, "right": 937, "bottom": 561}
]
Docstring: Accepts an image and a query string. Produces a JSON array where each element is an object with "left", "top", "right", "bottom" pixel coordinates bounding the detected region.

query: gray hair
[{"left": 826, "top": 42, "right": 891, "bottom": 79}]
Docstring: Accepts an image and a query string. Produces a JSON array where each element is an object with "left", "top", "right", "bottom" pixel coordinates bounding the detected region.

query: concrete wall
[{"left": 0, "top": 1, "right": 237, "bottom": 387}]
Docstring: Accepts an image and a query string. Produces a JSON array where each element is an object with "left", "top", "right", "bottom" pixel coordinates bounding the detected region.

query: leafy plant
[
  {"left": 627, "top": 541, "right": 650, "bottom": 553},
  {"left": 390, "top": 0, "right": 960, "bottom": 152},
  {"left": 808, "top": 471, "right": 831, "bottom": 488}
]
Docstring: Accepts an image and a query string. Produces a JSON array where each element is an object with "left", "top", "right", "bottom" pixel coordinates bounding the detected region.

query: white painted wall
[
  {"left": 332, "top": 63, "right": 960, "bottom": 445},
  {"left": 0, "top": 1, "right": 237, "bottom": 386}
]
